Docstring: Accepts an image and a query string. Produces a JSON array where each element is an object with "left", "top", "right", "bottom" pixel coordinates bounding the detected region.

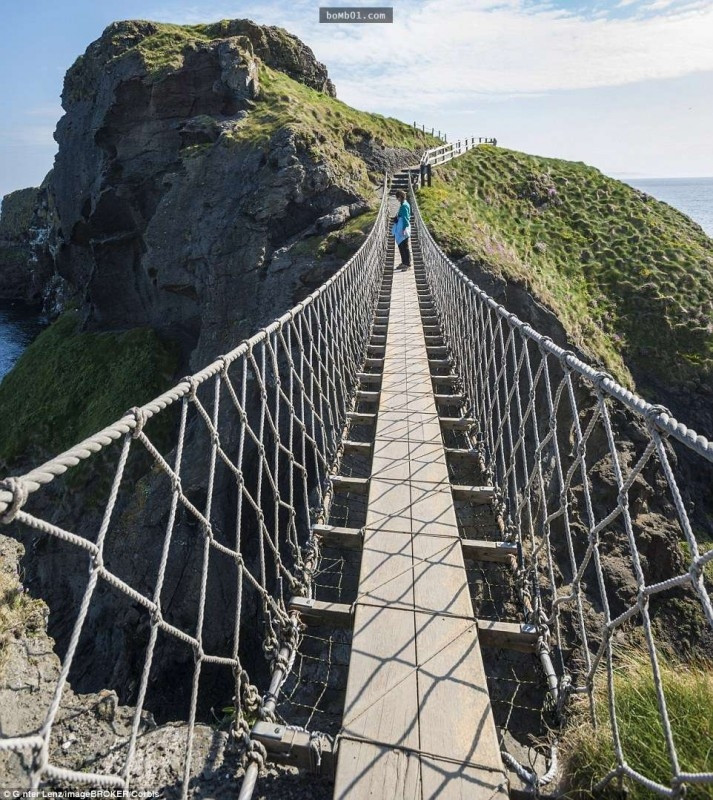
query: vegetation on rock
[
  {"left": 417, "top": 146, "right": 713, "bottom": 390},
  {"left": 0, "top": 188, "right": 39, "bottom": 240},
  {"left": 562, "top": 650, "right": 713, "bottom": 798},
  {"left": 0, "top": 313, "right": 178, "bottom": 468}
]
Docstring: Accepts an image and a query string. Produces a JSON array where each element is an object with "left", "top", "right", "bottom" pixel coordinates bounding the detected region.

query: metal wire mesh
[
  {"left": 0, "top": 180, "right": 390, "bottom": 794},
  {"left": 411, "top": 181, "right": 713, "bottom": 796}
]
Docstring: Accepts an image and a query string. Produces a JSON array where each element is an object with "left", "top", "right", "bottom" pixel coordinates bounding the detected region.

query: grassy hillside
[
  {"left": 417, "top": 146, "right": 713, "bottom": 389},
  {"left": 0, "top": 314, "right": 178, "bottom": 468}
]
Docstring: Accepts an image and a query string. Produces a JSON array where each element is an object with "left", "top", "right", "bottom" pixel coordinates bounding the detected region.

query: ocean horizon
[{"left": 623, "top": 175, "right": 713, "bottom": 237}]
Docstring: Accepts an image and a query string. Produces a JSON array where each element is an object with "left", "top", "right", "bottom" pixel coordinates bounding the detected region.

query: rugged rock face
[
  {"left": 0, "top": 534, "right": 332, "bottom": 798},
  {"left": 2, "top": 18, "right": 425, "bottom": 733},
  {"left": 48, "top": 20, "right": 367, "bottom": 367},
  {"left": 0, "top": 180, "right": 56, "bottom": 304}
]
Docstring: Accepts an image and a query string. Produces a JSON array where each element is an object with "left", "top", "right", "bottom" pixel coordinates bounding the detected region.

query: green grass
[
  {"left": 293, "top": 209, "right": 378, "bottom": 261},
  {"left": 99, "top": 21, "right": 438, "bottom": 197},
  {"left": 417, "top": 146, "right": 713, "bottom": 389},
  {"left": 0, "top": 313, "right": 178, "bottom": 469},
  {"left": 219, "top": 62, "right": 438, "bottom": 197},
  {"left": 563, "top": 652, "right": 713, "bottom": 798}
]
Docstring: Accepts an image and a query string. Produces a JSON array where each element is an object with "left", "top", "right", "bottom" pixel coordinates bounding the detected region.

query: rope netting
[
  {"left": 411, "top": 181, "right": 713, "bottom": 796},
  {"left": 0, "top": 179, "right": 389, "bottom": 794}
]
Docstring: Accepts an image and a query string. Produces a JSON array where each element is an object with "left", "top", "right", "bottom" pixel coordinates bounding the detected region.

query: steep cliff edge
[
  {"left": 417, "top": 146, "right": 713, "bottom": 436},
  {"left": 0, "top": 19, "right": 433, "bottom": 734},
  {"left": 1, "top": 18, "right": 433, "bottom": 465}
]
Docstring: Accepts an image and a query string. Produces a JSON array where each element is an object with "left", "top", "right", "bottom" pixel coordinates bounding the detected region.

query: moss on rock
[{"left": 0, "top": 314, "right": 179, "bottom": 468}]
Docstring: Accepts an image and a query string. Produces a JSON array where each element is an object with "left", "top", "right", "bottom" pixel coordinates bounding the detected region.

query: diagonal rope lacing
[
  {"left": 410, "top": 179, "right": 713, "bottom": 797},
  {"left": 0, "top": 178, "right": 390, "bottom": 794}
]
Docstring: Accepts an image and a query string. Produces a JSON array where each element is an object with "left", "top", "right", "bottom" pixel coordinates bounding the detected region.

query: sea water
[
  {"left": 625, "top": 176, "right": 713, "bottom": 237},
  {"left": 0, "top": 300, "right": 46, "bottom": 381}
]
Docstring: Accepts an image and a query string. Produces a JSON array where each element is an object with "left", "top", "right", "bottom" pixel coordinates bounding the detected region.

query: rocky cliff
[
  {"left": 0, "top": 179, "right": 56, "bottom": 304},
  {"left": 0, "top": 18, "right": 432, "bottom": 736},
  {"left": 47, "top": 19, "right": 423, "bottom": 369}
]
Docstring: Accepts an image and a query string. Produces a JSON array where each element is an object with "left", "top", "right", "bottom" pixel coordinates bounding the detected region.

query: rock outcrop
[
  {"left": 48, "top": 19, "right": 390, "bottom": 368},
  {"left": 0, "top": 179, "right": 56, "bottom": 304},
  {"left": 1, "top": 18, "right": 426, "bottom": 734}
]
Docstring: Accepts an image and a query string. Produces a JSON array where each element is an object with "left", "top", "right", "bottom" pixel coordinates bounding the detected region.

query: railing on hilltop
[
  {"left": 421, "top": 136, "right": 497, "bottom": 167},
  {"left": 0, "top": 180, "right": 390, "bottom": 794},
  {"left": 410, "top": 181, "right": 713, "bottom": 796}
]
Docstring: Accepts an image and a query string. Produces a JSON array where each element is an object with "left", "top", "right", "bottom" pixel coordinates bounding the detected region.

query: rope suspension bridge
[{"left": 0, "top": 139, "right": 712, "bottom": 799}]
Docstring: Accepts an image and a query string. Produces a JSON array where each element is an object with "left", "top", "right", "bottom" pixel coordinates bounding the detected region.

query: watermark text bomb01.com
[{"left": 319, "top": 7, "right": 394, "bottom": 23}]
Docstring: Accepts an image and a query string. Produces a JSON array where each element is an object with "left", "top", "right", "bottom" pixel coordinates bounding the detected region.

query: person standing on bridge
[{"left": 392, "top": 189, "right": 412, "bottom": 269}]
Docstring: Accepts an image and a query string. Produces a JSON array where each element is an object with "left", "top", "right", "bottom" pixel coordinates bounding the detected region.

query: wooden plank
[
  {"left": 420, "top": 757, "right": 509, "bottom": 799},
  {"left": 357, "top": 529, "right": 414, "bottom": 610},
  {"left": 366, "top": 478, "right": 412, "bottom": 532},
  {"left": 357, "top": 390, "right": 380, "bottom": 402},
  {"left": 371, "top": 438, "right": 411, "bottom": 481},
  {"left": 357, "top": 372, "right": 382, "bottom": 386},
  {"left": 434, "top": 393, "right": 465, "bottom": 406},
  {"left": 341, "top": 605, "right": 420, "bottom": 748},
  {"left": 451, "top": 485, "right": 495, "bottom": 503},
  {"left": 414, "top": 612, "right": 504, "bottom": 771},
  {"left": 461, "top": 539, "right": 518, "bottom": 563},
  {"left": 288, "top": 597, "right": 353, "bottom": 627},
  {"left": 412, "top": 535, "right": 473, "bottom": 618},
  {"left": 343, "top": 440, "right": 373, "bottom": 456},
  {"left": 332, "top": 475, "right": 370, "bottom": 495},
  {"left": 348, "top": 411, "right": 377, "bottom": 425},
  {"left": 440, "top": 416, "right": 477, "bottom": 431},
  {"left": 444, "top": 446, "right": 479, "bottom": 459},
  {"left": 334, "top": 741, "right": 421, "bottom": 800},
  {"left": 409, "top": 481, "right": 460, "bottom": 538},
  {"left": 476, "top": 620, "right": 538, "bottom": 652},
  {"left": 313, "top": 524, "right": 362, "bottom": 550}
]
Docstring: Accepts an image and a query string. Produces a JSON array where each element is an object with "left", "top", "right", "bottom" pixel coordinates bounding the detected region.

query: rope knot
[
  {"left": 644, "top": 403, "right": 671, "bottom": 427},
  {"left": 0, "top": 477, "right": 29, "bottom": 525},
  {"left": 244, "top": 738, "right": 267, "bottom": 770},
  {"left": 182, "top": 375, "right": 199, "bottom": 401},
  {"left": 558, "top": 349, "right": 577, "bottom": 371},
  {"left": 593, "top": 370, "right": 614, "bottom": 390},
  {"left": 129, "top": 406, "right": 147, "bottom": 440}
]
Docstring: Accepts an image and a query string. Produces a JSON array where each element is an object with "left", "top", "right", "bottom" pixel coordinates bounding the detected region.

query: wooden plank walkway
[{"left": 333, "top": 230, "right": 509, "bottom": 798}]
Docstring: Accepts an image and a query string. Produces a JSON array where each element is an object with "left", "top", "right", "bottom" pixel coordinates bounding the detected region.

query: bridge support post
[
  {"left": 426, "top": 164, "right": 432, "bottom": 187},
  {"left": 420, "top": 164, "right": 426, "bottom": 187}
]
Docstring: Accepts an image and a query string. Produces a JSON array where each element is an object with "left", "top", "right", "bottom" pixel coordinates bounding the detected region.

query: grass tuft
[{"left": 562, "top": 651, "right": 713, "bottom": 798}]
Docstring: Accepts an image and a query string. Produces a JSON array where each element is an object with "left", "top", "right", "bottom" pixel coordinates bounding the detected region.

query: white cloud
[{"left": 154, "top": 0, "right": 713, "bottom": 103}]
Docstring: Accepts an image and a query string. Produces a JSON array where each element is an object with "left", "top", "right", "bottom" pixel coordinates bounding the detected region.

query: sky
[{"left": 1, "top": 0, "right": 712, "bottom": 199}]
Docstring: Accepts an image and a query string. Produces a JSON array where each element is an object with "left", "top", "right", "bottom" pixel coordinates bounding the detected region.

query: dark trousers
[{"left": 397, "top": 237, "right": 412, "bottom": 267}]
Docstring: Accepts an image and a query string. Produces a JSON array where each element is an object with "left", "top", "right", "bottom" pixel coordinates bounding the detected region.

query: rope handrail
[
  {"left": 410, "top": 178, "right": 713, "bottom": 797},
  {"left": 0, "top": 177, "right": 391, "bottom": 794},
  {"left": 0, "top": 183, "right": 391, "bottom": 518}
]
